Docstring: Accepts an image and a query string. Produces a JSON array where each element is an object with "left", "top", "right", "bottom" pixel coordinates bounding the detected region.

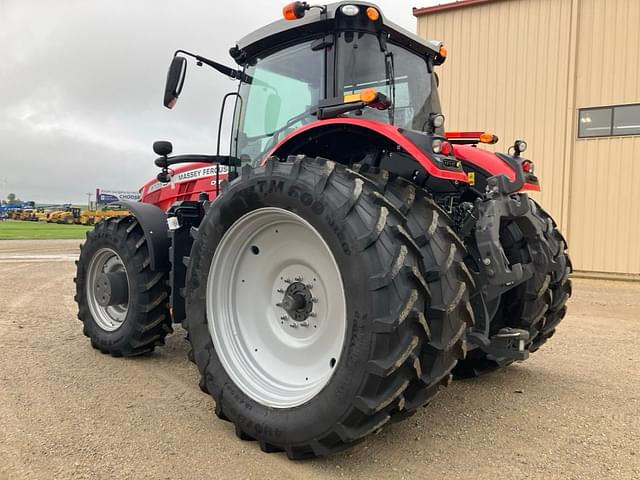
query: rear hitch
[
  {"left": 471, "top": 152, "right": 556, "bottom": 290},
  {"left": 463, "top": 150, "right": 559, "bottom": 361},
  {"left": 468, "top": 327, "right": 531, "bottom": 366}
]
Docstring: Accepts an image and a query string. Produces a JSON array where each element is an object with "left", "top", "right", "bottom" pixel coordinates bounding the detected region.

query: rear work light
[
  {"left": 340, "top": 5, "right": 360, "bottom": 16},
  {"left": 513, "top": 139, "right": 528, "bottom": 154},
  {"left": 430, "top": 113, "right": 445, "bottom": 129}
]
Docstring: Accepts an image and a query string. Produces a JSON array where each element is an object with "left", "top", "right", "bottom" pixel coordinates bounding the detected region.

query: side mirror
[{"left": 164, "top": 56, "right": 187, "bottom": 109}]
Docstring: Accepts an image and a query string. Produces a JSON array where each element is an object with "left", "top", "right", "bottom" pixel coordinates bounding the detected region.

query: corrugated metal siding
[
  {"left": 416, "top": 0, "right": 640, "bottom": 275},
  {"left": 568, "top": 0, "right": 640, "bottom": 274},
  {"left": 417, "top": 0, "right": 574, "bottom": 224}
]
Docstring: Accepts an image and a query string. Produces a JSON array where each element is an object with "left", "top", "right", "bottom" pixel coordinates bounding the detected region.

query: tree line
[{"left": 1, "top": 193, "right": 21, "bottom": 205}]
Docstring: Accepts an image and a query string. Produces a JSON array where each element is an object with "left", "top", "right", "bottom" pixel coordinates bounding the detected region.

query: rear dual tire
[
  {"left": 454, "top": 200, "right": 572, "bottom": 377},
  {"left": 184, "top": 156, "right": 474, "bottom": 458}
]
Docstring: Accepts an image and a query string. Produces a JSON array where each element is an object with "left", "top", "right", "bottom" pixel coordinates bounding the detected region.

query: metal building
[{"left": 414, "top": 0, "right": 640, "bottom": 279}]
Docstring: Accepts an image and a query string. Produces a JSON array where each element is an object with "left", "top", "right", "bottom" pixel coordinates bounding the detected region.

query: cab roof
[{"left": 231, "top": 1, "right": 441, "bottom": 64}]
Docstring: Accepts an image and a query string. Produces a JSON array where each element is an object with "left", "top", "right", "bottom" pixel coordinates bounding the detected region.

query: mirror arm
[
  {"left": 174, "top": 50, "right": 243, "bottom": 80},
  {"left": 155, "top": 154, "right": 241, "bottom": 168}
]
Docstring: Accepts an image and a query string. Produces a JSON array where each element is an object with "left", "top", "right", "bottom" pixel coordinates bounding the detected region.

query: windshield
[
  {"left": 233, "top": 40, "right": 324, "bottom": 165},
  {"left": 337, "top": 32, "right": 440, "bottom": 131}
]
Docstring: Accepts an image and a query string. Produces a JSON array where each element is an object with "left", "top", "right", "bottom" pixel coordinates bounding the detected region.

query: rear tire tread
[{"left": 185, "top": 159, "right": 474, "bottom": 458}]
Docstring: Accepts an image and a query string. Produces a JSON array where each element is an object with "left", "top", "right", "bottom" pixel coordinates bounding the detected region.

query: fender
[
  {"left": 264, "top": 118, "right": 469, "bottom": 182},
  {"left": 118, "top": 201, "right": 170, "bottom": 272},
  {"left": 453, "top": 144, "right": 540, "bottom": 192}
]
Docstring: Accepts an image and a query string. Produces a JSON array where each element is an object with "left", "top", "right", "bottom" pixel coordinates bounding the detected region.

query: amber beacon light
[
  {"left": 479, "top": 132, "right": 499, "bottom": 144},
  {"left": 344, "top": 88, "right": 378, "bottom": 104},
  {"left": 366, "top": 7, "right": 380, "bottom": 21},
  {"left": 283, "top": 2, "right": 308, "bottom": 20}
]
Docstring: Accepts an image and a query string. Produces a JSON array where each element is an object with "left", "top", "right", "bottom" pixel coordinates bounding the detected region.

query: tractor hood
[{"left": 231, "top": 1, "right": 442, "bottom": 64}]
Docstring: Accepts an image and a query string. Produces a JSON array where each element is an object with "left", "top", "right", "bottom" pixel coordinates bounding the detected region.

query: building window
[
  {"left": 613, "top": 104, "right": 640, "bottom": 136},
  {"left": 578, "top": 104, "right": 640, "bottom": 138},
  {"left": 578, "top": 108, "right": 612, "bottom": 137}
]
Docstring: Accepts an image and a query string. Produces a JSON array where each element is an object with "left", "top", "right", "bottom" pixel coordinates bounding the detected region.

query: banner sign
[{"left": 96, "top": 189, "right": 141, "bottom": 204}]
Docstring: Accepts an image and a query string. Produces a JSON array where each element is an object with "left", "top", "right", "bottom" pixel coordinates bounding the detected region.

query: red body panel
[
  {"left": 140, "top": 163, "right": 228, "bottom": 211},
  {"left": 264, "top": 118, "right": 469, "bottom": 182},
  {"left": 139, "top": 123, "right": 538, "bottom": 211},
  {"left": 453, "top": 145, "right": 541, "bottom": 192}
]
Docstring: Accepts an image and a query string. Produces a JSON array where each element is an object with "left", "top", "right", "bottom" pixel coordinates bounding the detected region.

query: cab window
[
  {"left": 338, "top": 32, "right": 438, "bottom": 131},
  {"left": 234, "top": 41, "right": 325, "bottom": 164}
]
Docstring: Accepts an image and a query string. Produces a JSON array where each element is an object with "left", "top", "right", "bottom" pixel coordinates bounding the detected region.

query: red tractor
[{"left": 75, "top": 2, "right": 571, "bottom": 458}]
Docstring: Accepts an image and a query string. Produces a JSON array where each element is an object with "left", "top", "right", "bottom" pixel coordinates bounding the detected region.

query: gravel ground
[{"left": 1, "top": 240, "right": 638, "bottom": 480}]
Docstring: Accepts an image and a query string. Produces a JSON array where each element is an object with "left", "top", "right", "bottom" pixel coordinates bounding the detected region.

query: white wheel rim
[
  {"left": 207, "top": 207, "right": 347, "bottom": 408},
  {"left": 86, "top": 248, "right": 129, "bottom": 332}
]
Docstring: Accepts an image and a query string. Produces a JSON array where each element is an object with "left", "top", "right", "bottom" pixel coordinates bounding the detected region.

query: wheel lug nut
[
  {"left": 280, "top": 315, "right": 288, "bottom": 320},
  {"left": 311, "top": 297, "right": 318, "bottom": 303},
  {"left": 284, "top": 278, "right": 292, "bottom": 284},
  {"left": 294, "top": 275, "right": 303, "bottom": 281},
  {"left": 276, "top": 302, "right": 283, "bottom": 308},
  {"left": 300, "top": 321, "right": 309, "bottom": 327},
  {"left": 306, "top": 283, "right": 313, "bottom": 289},
  {"left": 289, "top": 322, "right": 298, "bottom": 328},
  {"left": 309, "top": 312, "right": 317, "bottom": 318},
  {"left": 277, "top": 288, "right": 284, "bottom": 293}
]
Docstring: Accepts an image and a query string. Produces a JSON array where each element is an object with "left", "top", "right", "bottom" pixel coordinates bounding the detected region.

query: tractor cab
[
  {"left": 155, "top": 2, "right": 455, "bottom": 185},
  {"left": 228, "top": 2, "right": 446, "bottom": 165}
]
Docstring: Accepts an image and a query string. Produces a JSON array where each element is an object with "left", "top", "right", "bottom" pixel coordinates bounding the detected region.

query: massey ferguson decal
[{"left": 145, "top": 165, "right": 229, "bottom": 194}]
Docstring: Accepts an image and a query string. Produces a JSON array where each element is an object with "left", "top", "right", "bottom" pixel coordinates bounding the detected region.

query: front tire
[
  {"left": 75, "top": 216, "right": 172, "bottom": 356},
  {"left": 184, "top": 156, "right": 473, "bottom": 458}
]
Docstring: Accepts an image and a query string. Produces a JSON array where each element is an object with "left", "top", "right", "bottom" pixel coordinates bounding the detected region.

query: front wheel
[
  {"left": 75, "top": 216, "right": 172, "bottom": 356},
  {"left": 184, "top": 156, "right": 474, "bottom": 458}
]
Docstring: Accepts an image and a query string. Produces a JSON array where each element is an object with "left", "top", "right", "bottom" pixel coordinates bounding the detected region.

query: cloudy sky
[{"left": 0, "top": 0, "right": 440, "bottom": 204}]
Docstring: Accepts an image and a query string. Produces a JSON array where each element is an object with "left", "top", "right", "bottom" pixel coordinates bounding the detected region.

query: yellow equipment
[
  {"left": 79, "top": 210, "right": 98, "bottom": 225},
  {"left": 47, "top": 210, "right": 66, "bottom": 223},
  {"left": 35, "top": 210, "right": 50, "bottom": 222},
  {"left": 57, "top": 207, "right": 82, "bottom": 224},
  {"left": 16, "top": 209, "right": 34, "bottom": 221},
  {"left": 93, "top": 207, "right": 129, "bottom": 223}
]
